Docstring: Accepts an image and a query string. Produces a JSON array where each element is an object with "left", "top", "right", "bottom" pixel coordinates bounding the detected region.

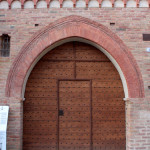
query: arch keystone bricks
[{"left": 6, "top": 15, "right": 144, "bottom": 99}]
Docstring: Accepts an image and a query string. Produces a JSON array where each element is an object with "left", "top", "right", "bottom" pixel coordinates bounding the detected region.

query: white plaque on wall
[
  {"left": 0, "top": 132, "right": 6, "bottom": 150},
  {"left": 0, "top": 106, "right": 9, "bottom": 150}
]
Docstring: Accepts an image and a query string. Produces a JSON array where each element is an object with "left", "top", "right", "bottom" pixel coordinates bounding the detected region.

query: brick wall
[{"left": 0, "top": 8, "right": 150, "bottom": 150}]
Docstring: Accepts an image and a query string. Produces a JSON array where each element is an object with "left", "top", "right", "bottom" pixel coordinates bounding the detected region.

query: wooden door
[
  {"left": 59, "top": 80, "right": 92, "bottom": 150},
  {"left": 23, "top": 41, "right": 125, "bottom": 150}
]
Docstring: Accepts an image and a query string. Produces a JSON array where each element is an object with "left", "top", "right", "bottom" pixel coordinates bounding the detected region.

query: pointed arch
[{"left": 6, "top": 15, "right": 144, "bottom": 99}]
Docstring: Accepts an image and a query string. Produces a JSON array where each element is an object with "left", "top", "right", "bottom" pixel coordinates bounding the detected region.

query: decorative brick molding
[
  {"left": 5, "top": 15, "right": 144, "bottom": 98},
  {"left": 0, "top": 0, "right": 149, "bottom": 9}
]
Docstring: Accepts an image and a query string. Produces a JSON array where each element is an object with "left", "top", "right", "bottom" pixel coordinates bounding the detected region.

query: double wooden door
[{"left": 23, "top": 42, "right": 126, "bottom": 150}]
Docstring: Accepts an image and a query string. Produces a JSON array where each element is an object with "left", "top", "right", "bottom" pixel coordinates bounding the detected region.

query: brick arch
[{"left": 6, "top": 15, "right": 144, "bottom": 98}]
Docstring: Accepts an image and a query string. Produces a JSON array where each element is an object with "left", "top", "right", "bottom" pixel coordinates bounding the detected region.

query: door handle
[{"left": 59, "top": 110, "right": 64, "bottom": 116}]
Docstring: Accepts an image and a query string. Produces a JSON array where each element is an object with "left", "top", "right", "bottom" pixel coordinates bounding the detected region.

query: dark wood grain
[{"left": 23, "top": 42, "right": 125, "bottom": 150}]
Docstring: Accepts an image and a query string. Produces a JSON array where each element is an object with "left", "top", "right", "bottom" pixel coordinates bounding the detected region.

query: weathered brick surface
[
  {"left": 0, "top": 8, "right": 150, "bottom": 150},
  {"left": 126, "top": 98, "right": 150, "bottom": 150}
]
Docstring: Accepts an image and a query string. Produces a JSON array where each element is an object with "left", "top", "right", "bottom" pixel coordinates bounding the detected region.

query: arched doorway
[{"left": 23, "top": 41, "right": 125, "bottom": 150}]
